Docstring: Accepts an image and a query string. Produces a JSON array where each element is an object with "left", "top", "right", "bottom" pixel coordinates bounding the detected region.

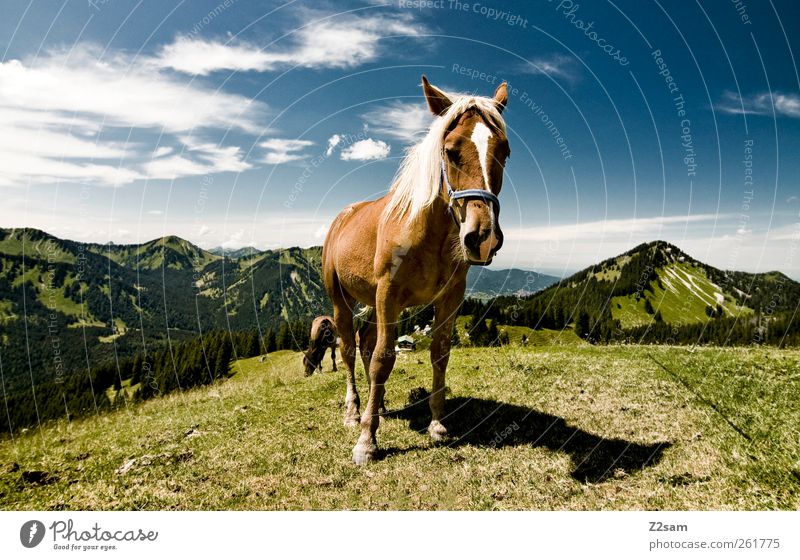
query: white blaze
[
  {"left": 470, "top": 121, "right": 493, "bottom": 190},
  {"left": 470, "top": 121, "right": 496, "bottom": 230}
]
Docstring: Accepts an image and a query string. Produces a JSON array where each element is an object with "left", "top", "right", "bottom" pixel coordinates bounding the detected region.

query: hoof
[
  {"left": 428, "top": 420, "right": 449, "bottom": 442},
  {"left": 352, "top": 442, "right": 378, "bottom": 465}
]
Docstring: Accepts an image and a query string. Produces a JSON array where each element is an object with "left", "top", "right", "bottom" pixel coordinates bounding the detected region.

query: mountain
[
  {"left": 0, "top": 228, "right": 327, "bottom": 397},
  {"left": 489, "top": 241, "right": 800, "bottom": 343},
  {"left": 207, "top": 245, "right": 263, "bottom": 259},
  {"left": 4, "top": 231, "right": 798, "bottom": 415},
  {"left": 466, "top": 267, "right": 559, "bottom": 299}
]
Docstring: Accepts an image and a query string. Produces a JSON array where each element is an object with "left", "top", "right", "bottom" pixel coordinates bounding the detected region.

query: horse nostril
[{"left": 464, "top": 230, "right": 481, "bottom": 253}]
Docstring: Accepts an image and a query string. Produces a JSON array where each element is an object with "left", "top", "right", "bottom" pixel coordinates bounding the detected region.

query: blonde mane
[{"left": 383, "top": 93, "right": 506, "bottom": 222}]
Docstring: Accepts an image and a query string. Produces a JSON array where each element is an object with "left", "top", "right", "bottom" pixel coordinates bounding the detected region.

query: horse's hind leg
[
  {"left": 332, "top": 285, "right": 360, "bottom": 426},
  {"left": 329, "top": 343, "right": 337, "bottom": 372},
  {"left": 358, "top": 320, "right": 385, "bottom": 415}
]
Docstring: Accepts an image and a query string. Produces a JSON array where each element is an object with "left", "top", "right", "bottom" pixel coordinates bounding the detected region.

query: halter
[{"left": 441, "top": 158, "right": 500, "bottom": 224}]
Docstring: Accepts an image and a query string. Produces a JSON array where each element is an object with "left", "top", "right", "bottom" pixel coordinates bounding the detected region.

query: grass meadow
[{"left": 1, "top": 342, "right": 798, "bottom": 510}]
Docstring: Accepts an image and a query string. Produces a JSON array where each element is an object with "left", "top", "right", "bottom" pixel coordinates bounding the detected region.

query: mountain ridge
[{"left": 488, "top": 240, "right": 800, "bottom": 344}]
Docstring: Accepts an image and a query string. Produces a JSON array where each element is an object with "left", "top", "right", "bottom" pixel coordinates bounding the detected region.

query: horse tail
[{"left": 353, "top": 306, "right": 375, "bottom": 334}]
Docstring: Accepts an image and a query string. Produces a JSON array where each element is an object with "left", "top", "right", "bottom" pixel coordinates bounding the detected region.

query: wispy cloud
[
  {"left": 715, "top": 91, "right": 800, "bottom": 118},
  {"left": 518, "top": 54, "right": 580, "bottom": 82},
  {"left": 260, "top": 139, "right": 315, "bottom": 165},
  {"left": 0, "top": 44, "right": 268, "bottom": 186},
  {"left": 340, "top": 138, "right": 390, "bottom": 161},
  {"left": 508, "top": 214, "right": 724, "bottom": 242},
  {"left": 325, "top": 134, "right": 343, "bottom": 157},
  {"left": 493, "top": 214, "right": 800, "bottom": 277},
  {"left": 363, "top": 102, "right": 433, "bottom": 144},
  {"left": 157, "top": 13, "right": 426, "bottom": 75}
]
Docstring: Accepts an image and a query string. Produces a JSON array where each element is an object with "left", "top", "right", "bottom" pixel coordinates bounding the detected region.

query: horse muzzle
[{"left": 463, "top": 225, "right": 503, "bottom": 266}]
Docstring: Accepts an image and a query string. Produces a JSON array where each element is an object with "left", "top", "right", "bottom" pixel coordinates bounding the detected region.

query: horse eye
[{"left": 446, "top": 148, "right": 461, "bottom": 164}]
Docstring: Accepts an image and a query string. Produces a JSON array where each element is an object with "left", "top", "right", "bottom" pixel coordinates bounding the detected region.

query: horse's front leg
[
  {"left": 428, "top": 283, "right": 466, "bottom": 441},
  {"left": 358, "top": 320, "right": 385, "bottom": 415},
  {"left": 352, "top": 289, "right": 398, "bottom": 465},
  {"left": 330, "top": 343, "right": 337, "bottom": 372}
]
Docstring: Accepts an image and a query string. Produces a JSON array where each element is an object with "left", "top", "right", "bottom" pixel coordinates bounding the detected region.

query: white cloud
[
  {"left": 340, "top": 138, "right": 390, "bottom": 161},
  {"left": 142, "top": 137, "right": 251, "bottom": 179},
  {"left": 181, "top": 136, "right": 251, "bottom": 172},
  {"left": 363, "top": 102, "right": 433, "bottom": 144},
  {"left": 325, "top": 134, "right": 342, "bottom": 156},
  {"left": 157, "top": 13, "right": 425, "bottom": 75},
  {"left": 220, "top": 228, "right": 245, "bottom": 249},
  {"left": 260, "top": 138, "right": 314, "bottom": 165},
  {"left": 0, "top": 44, "right": 268, "bottom": 186},
  {"left": 494, "top": 214, "right": 759, "bottom": 274},
  {"left": 715, "top": 91, "right": 800, "bottom": 118},
  {"left": 767, "top": 222, "right": 800, "bottom": 242},
  {"left": 314, "top": 224, "right": 329, "bottom": 239},
  {"left": 519, "top": 54, "right": 580, "bottom": 82},
  {"left": 508, "top": 214, "right": 725, "bottom": 243},
  {"left": 142, "top": 155, "right": 211, "bottom": 180}
]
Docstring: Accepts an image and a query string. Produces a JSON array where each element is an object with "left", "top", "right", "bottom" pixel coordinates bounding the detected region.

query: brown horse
[
  {"left": 303, "top": 316, "right": 338, "bottom": 376},
  {"left": 323, "top": 76, "right": 509, "bottom": 464}
]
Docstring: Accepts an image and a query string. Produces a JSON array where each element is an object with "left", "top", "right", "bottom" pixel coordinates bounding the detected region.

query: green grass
[
  {"left": 1, "top": 345, "right": 798, "bottom": 510},
  {"left": 0, "top": 231, "right": 75, "bottom": 264},
  {"left": 454, "top": 317, "right": 585, "bottom": 346},
  {"left": 0, "top": 300, "right": 16, "bottom": 323},
  {"left": 612, "top": 261, "right": 753, "bottom": 328}
]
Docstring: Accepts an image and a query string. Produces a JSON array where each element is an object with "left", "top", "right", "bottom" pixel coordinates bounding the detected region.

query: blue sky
[{"left": 1, "top": 0, "right": 798, "bottom": 277}]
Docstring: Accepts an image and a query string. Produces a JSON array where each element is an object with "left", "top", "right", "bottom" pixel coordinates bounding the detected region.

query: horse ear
[
  {"left": 493, "top": 82, "right": 508, "bottom": 113},
  {"left": 421, "top": 75, "right": 452, "bottom": 116}
]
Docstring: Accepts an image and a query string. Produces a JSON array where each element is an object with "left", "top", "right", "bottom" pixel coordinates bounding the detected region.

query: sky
[{"left": 0, "top": 0, "right": 798, "bottom": 278}]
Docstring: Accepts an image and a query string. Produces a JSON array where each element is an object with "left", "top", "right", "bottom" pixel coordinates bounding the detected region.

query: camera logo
[{"left": 20, "top": 520, "right": 45, "bottom": 548}]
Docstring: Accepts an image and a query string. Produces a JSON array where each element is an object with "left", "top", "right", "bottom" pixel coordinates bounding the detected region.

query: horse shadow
[{"left": 385, "top": 390, "right": 671, "bottom": 483}]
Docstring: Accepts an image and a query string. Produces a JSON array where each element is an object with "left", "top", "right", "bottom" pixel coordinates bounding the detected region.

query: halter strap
[{"left": 441, "top": 159, "right": 500, "bottom": 219}]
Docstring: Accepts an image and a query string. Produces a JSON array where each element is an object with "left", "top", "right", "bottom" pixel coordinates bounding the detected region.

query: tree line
[{"left": 0, "top": 322, "right": 312, "bottom": 435}]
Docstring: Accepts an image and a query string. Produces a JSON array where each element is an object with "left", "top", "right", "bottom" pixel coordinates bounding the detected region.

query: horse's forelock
[{"left": 383, "top": 94, "right": 505, "bottom": 222}]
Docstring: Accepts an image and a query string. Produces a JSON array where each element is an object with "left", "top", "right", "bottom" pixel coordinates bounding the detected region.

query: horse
[
  {"left": 302, "top": 315, "right": 338, "bottom": 376},
  {"left": 322, "top": 75, "right": 509, "bottom": 464}
]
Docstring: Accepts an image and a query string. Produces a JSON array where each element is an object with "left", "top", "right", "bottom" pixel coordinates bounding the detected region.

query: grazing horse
[
  {"left": 303, "top": 316, "right": 338, "bottom": 376},
  {"left": 322, "top": 76, "right": 509, "bottom": 464}
]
